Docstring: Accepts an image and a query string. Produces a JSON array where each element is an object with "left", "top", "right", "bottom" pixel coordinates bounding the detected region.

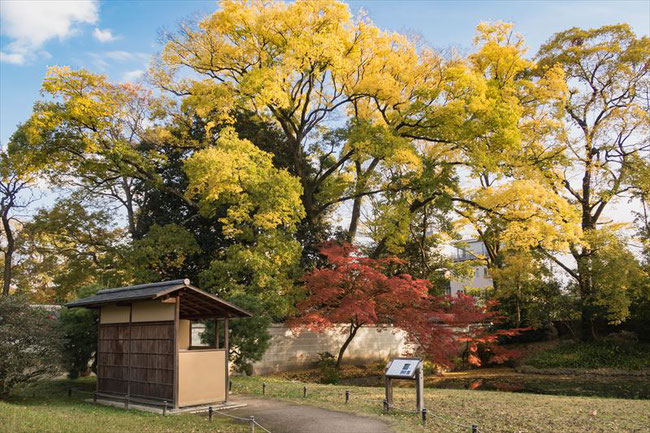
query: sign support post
[
  {"left": 384, "top": 375, "right": 393, "bottom": 410},
  {"left": 415, "top": 364, "right": 424, "bottom": 412},
  {"left": 384, "top": 357, "right": 424, "bottom": 413}
]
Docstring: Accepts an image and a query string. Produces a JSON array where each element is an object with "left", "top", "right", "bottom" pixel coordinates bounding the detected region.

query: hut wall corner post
[
  {"left": 96, "top": 308, "right": 101, "bottom": 397},
  {"left": 224, "top": 316, "right": 230, "bottom": 402},
  {"left": 224, "top": 316, "right": 229, "bottom": 402},
  {"left": 173, "top": 295, "right": 180, "bottom": 409},
  {"left": 127, "top": 303, "right": 133, "bottom": 402}
]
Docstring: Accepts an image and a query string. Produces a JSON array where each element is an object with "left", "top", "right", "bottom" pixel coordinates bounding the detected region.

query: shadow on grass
[
  {"left": 275, "top": 365, "right": 650, "bottom": 399},
  {"left": 7, "top": 377, "right": 92, "bottom": 401}
]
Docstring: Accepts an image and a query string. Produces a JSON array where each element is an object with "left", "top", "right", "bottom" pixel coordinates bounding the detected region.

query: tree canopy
[{"left": 1, "top": 1, "right": 649, "bottom": 372}]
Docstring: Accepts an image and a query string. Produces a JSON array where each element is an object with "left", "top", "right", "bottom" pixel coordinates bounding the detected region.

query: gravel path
[{"left": 223, "top": 396, "right": 393, "bottom": 433}]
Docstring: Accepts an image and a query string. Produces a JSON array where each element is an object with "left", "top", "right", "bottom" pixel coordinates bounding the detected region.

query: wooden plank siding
[{"left": 97, "top": 321, "right": 174, "bottom": 401}]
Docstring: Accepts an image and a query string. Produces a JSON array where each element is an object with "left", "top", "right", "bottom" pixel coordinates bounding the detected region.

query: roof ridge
[{"left": 97, "top": 279, "right": 189, "bottom": 294}]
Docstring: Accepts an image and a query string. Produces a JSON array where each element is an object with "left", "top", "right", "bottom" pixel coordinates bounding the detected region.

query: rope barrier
[
  {"left": 69, "top": 387, "right": 275, "bottom": 432},
  {"left": 253, "top": 420, "right": 272, "bottom": 433},
  {"left": 70, "top": 384, "right": 516, "bottom": 433},
  {"left": 206, "top": 407, "right": 273, "bottom": 433}
]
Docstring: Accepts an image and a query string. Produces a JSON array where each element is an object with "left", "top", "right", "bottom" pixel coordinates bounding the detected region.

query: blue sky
[{"left": 1, "top": 0, "right": 649, "bottom": 146}]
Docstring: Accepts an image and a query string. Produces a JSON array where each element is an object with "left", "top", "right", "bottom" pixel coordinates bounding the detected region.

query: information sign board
[{"left": 385, "top": 358, "right": 421, "bottom": 378}]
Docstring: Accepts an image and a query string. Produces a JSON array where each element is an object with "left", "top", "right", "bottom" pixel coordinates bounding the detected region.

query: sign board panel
[{"left": 385, "top": 358, "right": 421, "bottom": 379}]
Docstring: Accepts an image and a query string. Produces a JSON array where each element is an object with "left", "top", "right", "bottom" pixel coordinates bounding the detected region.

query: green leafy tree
[
  {"left": 17, "top": 67, "right": 184, "bottom": 238},
  {"left": 59, "top": 286, "right": 100, "bottom": 379},
  {"left": 1, "top": 134, "right": 38, "bottom": 296},
  {"left": 127, "top": 224, "right": 201, "bottom": 282},
  {"left": 184, "top": 127, "right": 305, "bottom": 317},
  {"left": 201, "top": 293, "right": 271, "bottom": 374},
  {"left": 14, "top": 198, "right": 126, "bottom": 302}
]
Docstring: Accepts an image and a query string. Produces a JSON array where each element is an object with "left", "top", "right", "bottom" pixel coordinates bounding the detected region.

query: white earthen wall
[{"left": 251, "top": 324, "right": 413, "bottom": 375}]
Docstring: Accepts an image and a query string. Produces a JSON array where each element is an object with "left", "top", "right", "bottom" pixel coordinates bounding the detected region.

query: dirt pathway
[{"left": 223, "top": 396, "right": 393, "bottom": 433}]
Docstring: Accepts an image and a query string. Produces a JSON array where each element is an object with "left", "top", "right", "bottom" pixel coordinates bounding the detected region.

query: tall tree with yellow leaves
[
  {"left": 153, "top": 0, "right": 499, "bottom": 248},
  {"left": 535, "top": 25, "right": 650, "bottom": 340}
]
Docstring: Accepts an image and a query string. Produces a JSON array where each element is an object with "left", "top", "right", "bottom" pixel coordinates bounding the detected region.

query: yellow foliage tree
[
  {"left": 535, "top": 24, "right": 650, "bottom": 339},
  {"left": 19, "top": 67, "right": 178, "bottom": 236},
  {"left": 154, "top": 0, "right": 515, "bottom": 246}
]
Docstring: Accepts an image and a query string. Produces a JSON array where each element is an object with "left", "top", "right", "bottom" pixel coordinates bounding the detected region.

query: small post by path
[
  {"left": 262, "top": 382, "right": 266, "bottom": 395},
  {"left": 208, "top": 406, "right": 213, "bottom": 422},
  {"left": 345, "top": 390, "right": 350, "bottom": 404},
  {"left": 303, "top": 386, "right": 307, "bottom": 398},
  {"left": 163, "top": 401, "right": 167, "bottom": 416},
  {"left": 250, "top": 416, "right": 256, "bottom": 432}
]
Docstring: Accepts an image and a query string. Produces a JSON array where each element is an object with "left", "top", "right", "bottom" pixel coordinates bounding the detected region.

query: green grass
[
  {"left": 232, "top": 375, "right": 650, "bottom": 433},
  {"left": 3, "top": 375, "right": 649, "bottom": 433},
  {"left": 274, "top": 363, "right": 650, "bottom": 399},
  {"left": 0, "top": 377, "right": 247, "bottom": 433},
  {"left": 524, "top": 341, "right": 650, "bottom": 370}
]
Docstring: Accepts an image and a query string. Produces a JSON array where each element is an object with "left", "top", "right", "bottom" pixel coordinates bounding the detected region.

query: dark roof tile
[{"left": 65, "top": 279, "right": 251, "bottom": 318}]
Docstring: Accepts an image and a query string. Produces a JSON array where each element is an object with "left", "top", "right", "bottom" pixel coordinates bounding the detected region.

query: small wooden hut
[{"left": 66, "top": 279, "right": 251, "bottom": 409}]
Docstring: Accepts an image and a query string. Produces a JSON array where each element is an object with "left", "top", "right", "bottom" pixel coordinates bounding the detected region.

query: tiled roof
[{"left": 65, "top": 279, "right": 251, "bottom": 318}]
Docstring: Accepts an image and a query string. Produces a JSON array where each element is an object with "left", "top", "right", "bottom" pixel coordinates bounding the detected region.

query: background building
[{"left": 447, "top": 240, "right": 493, "bottom": 296}]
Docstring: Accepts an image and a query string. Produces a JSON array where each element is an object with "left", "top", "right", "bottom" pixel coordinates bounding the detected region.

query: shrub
[
  {"left": 525, "top": 340, "right": 650, "bottom": 370},
  {"left": 59, "top": 307, "right": 98, "bottom": 379},
  {"left": 317, "top": 352, "right": 339, "bottom": 384},
  {"left": 200, "top": 293, "right": 272, "bottom": 374},
  {"left": 0, "top": 296, "right": 63, "bottom": 397}
]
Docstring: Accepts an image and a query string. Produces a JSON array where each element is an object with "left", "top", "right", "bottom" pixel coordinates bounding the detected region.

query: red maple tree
[{"left": 290, "top": 242, "right": 521, "bottom": 369}]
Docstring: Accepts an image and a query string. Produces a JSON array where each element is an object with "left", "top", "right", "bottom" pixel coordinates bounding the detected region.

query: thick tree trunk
[
  {"left": 347, "top": 196, "right": 362, "bottom": 242},
  {"left": 1, "top": 213, "right": 14, "bottom": 297},
  {"left": 121, "top": 177, "right": 137, "bottom": 238},
  {"left": 580, "top": 304, "right": 596, "bottom": 341},
  {"left": 336, "top": 322, "right": 360, "bottom": 369},
  {"left": 577, "top": 262, "right": 597, "bottom": 341},
  {"left": 347, "top": 159, "right": 379, "bottom": 242},
  {"left": 577, "top": 137, "right": 597, "bottom": 341},
  {"left": 515, "top": 283, "right": 521, "bottom": 328},
  {"left": 347, "top": 161, "right": 365, "bottom": 241}
]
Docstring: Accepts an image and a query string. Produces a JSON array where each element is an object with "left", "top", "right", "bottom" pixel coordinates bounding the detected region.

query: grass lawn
[
  {"left": 233, "top": 375, "right": 650, "bottom": 433},
  {"left": 0, "top": 377, "right": 247, "bottom": 433},
  {"left": 2, "top": 375, "right": 648, "bottom": 433},
  {"left": 524, "top": 341, "right": 650, "bottom": 370},
  {"left": 273, "top": 363, "right": 650, "bottom": 399}
]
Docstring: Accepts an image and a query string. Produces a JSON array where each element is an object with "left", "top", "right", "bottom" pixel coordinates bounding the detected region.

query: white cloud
[
  {"left": 93, "top": 28, "right": 118, "bottom": 43},
  {"left": 88, "top": 51, "right": 150, "bottom": 71},
  {"left": 0, "top": 51, "right": 25, "bottom": 65},
  {"left": 0, "top": 0, "right": 99, "bottom": 65},
  {"left": 106, "top": 51, "right": 138, "bottom": 61},
  {"left": 123, "top": 70, "right": 145, "bottom": 82}
]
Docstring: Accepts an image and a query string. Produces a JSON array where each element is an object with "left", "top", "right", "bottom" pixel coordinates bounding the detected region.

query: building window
[{"left": 189, "top": 320, "right": 227, "bottom": 349}]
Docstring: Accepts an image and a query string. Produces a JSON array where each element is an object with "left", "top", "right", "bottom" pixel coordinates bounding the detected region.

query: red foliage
[
  {"left": 290, "top": 242, "right": 428, "bottom": 331},
  {"left": 290, "top": 242, "right": 524, "bottom": 367}
]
